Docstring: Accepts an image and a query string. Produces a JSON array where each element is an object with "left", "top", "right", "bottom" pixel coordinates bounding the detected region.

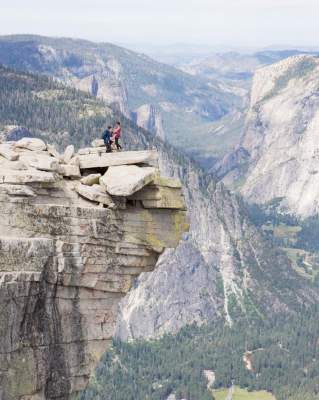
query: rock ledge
[{"left": 0, "top": 139, "right": 188, "bottom": 400}]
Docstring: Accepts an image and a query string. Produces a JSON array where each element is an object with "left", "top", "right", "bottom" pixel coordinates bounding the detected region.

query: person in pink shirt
[{"left": 112, "top": 121, "right": 122, "bottom": 150}]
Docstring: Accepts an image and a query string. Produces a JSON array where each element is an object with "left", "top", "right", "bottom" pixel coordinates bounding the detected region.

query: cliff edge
[{"left": 0, "top": 138, "right": 188, "bottom": 400}]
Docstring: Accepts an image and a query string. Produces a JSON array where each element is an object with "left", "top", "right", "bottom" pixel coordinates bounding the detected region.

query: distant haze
[{"left": 1, "top": 0, "right": 319, "bottom": 48}]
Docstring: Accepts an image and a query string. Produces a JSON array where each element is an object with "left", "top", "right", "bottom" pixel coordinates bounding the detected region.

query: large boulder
[
  {"left": 0, "top": 143, "right": 19, "bottom": 161},
  {"left": 0, "top": 169, "right": 59, "bottom": 184},
  {"left": 100, "top": 165, "right": 156, "bottom": 196},
  {"left": 15, "top": 137, "right": 46, "bottom": 151},
  {"left": 27, "top": 156, "right": 59, "bottom": 172},
  {"left": 76, "top": 183, "right": 115, "bottom": 207},
  {"left": 63, "top": 145, "right": 75, "bottom": 164},
  {"left": 57, "top": 164, "right": 81, "bottom": 178},
  {"left": 80, "top": 173, "right": 101, "bottom": 186},
  {"left": 47, "top": 144, "right": 62, "bottom": 160}
]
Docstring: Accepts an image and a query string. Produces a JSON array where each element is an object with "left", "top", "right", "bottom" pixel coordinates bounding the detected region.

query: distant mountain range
[
  {"left": 2, "top": 36, "right": 316, "bottom": 171},
  {"left": 0, "top": 35, "right": 243, "bottom": 166}
]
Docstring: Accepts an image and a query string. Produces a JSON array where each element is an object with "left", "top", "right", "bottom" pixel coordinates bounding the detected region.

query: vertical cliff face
[
  {"left": 131, "top": 104, "right": 165, "bottom": 140},
  {"left": 0, "top": 140, "right": 188, "bottom": 400},
  {"left": 116, "top": 132, "right": 319, "bottom": 340},
  {"left": 214, "top": 55, "right": 319, "bottom": 217}
]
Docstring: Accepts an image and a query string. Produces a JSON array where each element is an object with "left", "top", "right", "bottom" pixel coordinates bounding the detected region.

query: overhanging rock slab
[
  {"left": 78, "top": 150, "right": 158, "bottom": 169},
  {"left": 100, "top": 165, "right": 156, "bottom": 196}
]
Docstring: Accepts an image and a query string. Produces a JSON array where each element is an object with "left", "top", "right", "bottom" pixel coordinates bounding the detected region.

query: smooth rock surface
[
  {"left": 130, "top": 184, "right": 186, "bottom": 209},
  {"left": 0, "top": 159, "right": 28, "bottom": 170},
  {"left": 78, "top": 150, "right": 158, "bottom": 169},
  {"left": 80, "top": 173, "right": 101, "bottom": 186},
  {"left": 63, "top": 144, "right": 75, "bottom": 163},
  {"left": 0, "top": 143, "right": 19, "bottom": 161},
  {"left": 0, "top": 169, "right": 59, "bottom": 184},
  {"left": 28, "top": 156, "right": 59, "bottom": 172},
  {"left": 47, "top": 143, "right": 61, "bottom": 160},
  {"left": 100, "top": 165, "right": 156, "bottom": 196},
  {"left": 91, "top": 139, "right": 105, "bottom": 147},
  {"left": 15, "top": 137, "right": 47, "bottom": 151}
]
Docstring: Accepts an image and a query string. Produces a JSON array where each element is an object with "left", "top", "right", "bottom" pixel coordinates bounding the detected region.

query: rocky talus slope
[
  {"left": 0, "top": 138, "right": 188, "bottom": 400},
  {"left": 214, "top": 55, "right": 319, "bottom": 217}
]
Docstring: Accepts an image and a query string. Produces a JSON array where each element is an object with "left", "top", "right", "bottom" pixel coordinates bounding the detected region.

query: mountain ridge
[{"left": 0, "top": 34, "right": 240, "bottom": 166}]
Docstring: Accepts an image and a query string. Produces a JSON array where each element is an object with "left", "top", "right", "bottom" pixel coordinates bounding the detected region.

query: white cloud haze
[{"left": 0, "top": 0, "right": 319, "bottom": 47}]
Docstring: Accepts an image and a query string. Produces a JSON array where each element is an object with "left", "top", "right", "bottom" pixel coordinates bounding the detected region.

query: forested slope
[{"left": 80, "top": 307, "right": 319, "bottom": 400}]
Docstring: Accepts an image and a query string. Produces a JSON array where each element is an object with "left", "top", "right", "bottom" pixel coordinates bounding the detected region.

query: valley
[{"left": 1, "top": 33, "right": 319, "bottom": 400}]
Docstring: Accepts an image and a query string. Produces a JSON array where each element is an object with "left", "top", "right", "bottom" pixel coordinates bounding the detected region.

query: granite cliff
[
  {"left": 0, "top": 138, "right": 188, "bottom": 400},
  {"left": 213, "top": 55, "right": 319, "bottom": 217}
]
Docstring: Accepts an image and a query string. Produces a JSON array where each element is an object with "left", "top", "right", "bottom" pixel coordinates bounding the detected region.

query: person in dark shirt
[{"left": 102, "top": 126, "right": 113, "bottom": 152}]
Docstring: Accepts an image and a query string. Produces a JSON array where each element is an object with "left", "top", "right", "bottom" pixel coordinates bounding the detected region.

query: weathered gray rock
[
  {"left": 80, "top": 173, "right": 101, "bottom": 186},
  {"left": 0, "top": 143, "right": 19, "bottom": 161},
  {"left": 0, "top": 159, "right": 28, "bottom": 170},
  {"left": 0, "top": 184, "right": 36, "bottom": 197},
  {"left": 91, "top": 138, "right": 105, "bottom": 147},
  {"left": 0, "top": 169, "right": 59, "bottom": 184},
  {"left": 69, "top": 155, "right": 80, "bottom": 166},
  {"left": 129, "top": 184, "right": 186, "bottom": 209},
  {"left": 63, "top": 144, "right": 75, "bottom": 163},
  {"left": 76, "top": 183, "right": 116, "bottom": 207},
  {"left": 100, "top": 165, "right": 156, "bottom": 196},
  {"left": 15, "top": 137, "right": 47, "bottom": 151},
  {"left": 78, "top": 147, "right": 106, "bottom": 155},
  {"left": 78, "top": 150, "right": 158, "bottom": 169},
  {"left": 57, "top": 163, "right": 81, "bottom": 178},
  {"left": 0, "top": 143, "right": 187, "bottom": 400},
  {"left": 47, "top": 143, "right": 62, "bottom": 160},
  {"left": 28, "top": 156, "right": 59, "bottom": 172}
]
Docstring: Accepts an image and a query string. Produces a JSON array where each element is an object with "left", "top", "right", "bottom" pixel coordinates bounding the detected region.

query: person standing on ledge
[
  {"left": 113, "top": 121, "right": 122, "bottom": 150},
  {"left": 102, "top": 125, "right": 113, "bottom": 152}
]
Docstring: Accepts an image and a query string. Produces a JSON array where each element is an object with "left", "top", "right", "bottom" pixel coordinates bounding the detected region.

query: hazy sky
[{"left": 1, "top": 0, "right": 319, "bottom": 47}]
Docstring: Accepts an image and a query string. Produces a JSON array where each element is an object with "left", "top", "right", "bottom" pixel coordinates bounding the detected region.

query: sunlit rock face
[
  {"left": 215, "top": 55, "right": 319, "bottom": 217},
  {"left": 0, "top": 139, "right": 188, "bottom": 400}
]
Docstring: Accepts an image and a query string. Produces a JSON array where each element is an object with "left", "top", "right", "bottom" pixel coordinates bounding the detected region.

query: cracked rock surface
[{"left": 0, "top": 138, "right": 188, "bottom": 400}]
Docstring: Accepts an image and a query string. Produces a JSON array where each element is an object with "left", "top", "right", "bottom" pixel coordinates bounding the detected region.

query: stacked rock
[
  {"left": 0, "top": 137, "right": 185, "bottom": 211},
  {"left": 0, "top": 137, "right": 188, "bottom": 400}
]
